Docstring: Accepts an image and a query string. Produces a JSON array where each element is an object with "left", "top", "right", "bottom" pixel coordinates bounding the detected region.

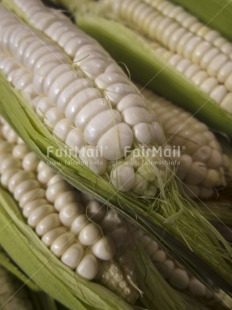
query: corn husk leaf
[{"left": 0, "top": 247, "right": 39, "bottom": 291}]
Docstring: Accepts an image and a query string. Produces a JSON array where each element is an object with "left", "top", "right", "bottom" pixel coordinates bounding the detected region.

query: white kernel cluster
[
  {"left": 0, "top": 2, "right": 169, "bottom": 198},
  {"left": 0, "top": 118, "right": 138, "bottom": 302},
  {"left": 144, "top": 0, "right": 232, "bottom": 57},
  {"left": 88, "top": 196, "right": 215, "bottom": 300},
  {"left": 0, "top": 122, "right": 116, "bottom": 281},
  {"left": 105, "top": 0, "right": 232, "bottom": 113},
  {"left": 142, "top": 88, "right": 229, "bottom": 198}
]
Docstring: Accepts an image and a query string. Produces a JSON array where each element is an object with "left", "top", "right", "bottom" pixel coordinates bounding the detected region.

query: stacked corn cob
[
  {"left": 0, "top": 0, "right": 169, "bottom": 197},
  {"left": 0, "top": 116, "right": 227, "bottom": 308},
  {"left": 0, "top": 0, "right": 230, "bottom": 200},
  {"left": 0, "top": 117, "right": 139, "bottom": 303},
  {"left": 93, "top": 0, "right": 232, "bottom": 113}
]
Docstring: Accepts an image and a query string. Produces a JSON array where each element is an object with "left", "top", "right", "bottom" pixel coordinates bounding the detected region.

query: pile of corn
[{"left": 0, "top": 0, "right": 232, "bottom": 309}]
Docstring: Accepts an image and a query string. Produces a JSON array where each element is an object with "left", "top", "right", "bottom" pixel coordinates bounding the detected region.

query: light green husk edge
[{"left": 1, "top": 67, "right": 232, "bottom": 300}]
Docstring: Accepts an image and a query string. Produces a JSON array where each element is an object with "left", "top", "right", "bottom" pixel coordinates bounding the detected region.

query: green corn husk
[
  {"left": 1, "top": 62, "right": 232, "bottom": 301},
  {"left": 170, "top": 0, "right": 232, "bottom": 42},
  {"left": 0, "top": 247, "right": 39, "bottom": 292},
  {"left": 0, "top": 262, "right": 57, "bottom": 310}
]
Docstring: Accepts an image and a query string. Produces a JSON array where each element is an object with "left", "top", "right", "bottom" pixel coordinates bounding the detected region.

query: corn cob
[
  {"left": 0, "top": 117, "right": 208, "bottom": 309},
  {"left": 139, "top": 87, "right": 229, "bottom": 199},
  {"left": 166, "top": 0, "right": 232, "bottom": 43},
  {"left": 143, "top": 0, "right": 232, "bottom": 57},
  {"left": 64, "top": 1, "right": 232, "bottom": 138},
  {"left": 0, "top": 1, "right": 230, "bottom": 200},
  {"left": 0, "top": 117, "right": 225, "bottom": 309},
  {"left": 0, "top": 1, "right": 172, "bottom": 197},
  {"left": 82, "top": 192, "right": 232, "bottom": 310},
  {"left": 0, "top": 118, "right": 229, "bottom": 303},
  {"left": 89, "top": 0, "right": 232, "bottom": 114},
  {"left": 0, "top": 118, "right": 139, "bottom": 304}
]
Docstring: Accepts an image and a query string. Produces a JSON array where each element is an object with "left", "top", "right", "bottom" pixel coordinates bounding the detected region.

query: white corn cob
[
  {"left": 143, "top": 0, "right": 232, "bottom": 58},
  {"left": 0, "top": 118, "right": 138, "bottom": 303},
  {"left": 101, "top": 0, "right": 232, "bottom": 113},
  {"left": 140, "top": 87, "right": 229, "bottom": 199},
  {"left": 82, "top": 193, "right": 216, "bottom": 300},
  {"left": 0, "top": 2, "right": 171, "bottom": 198},
  {"left": 0, "top": 266, "right": 33, "bottom": 310}
]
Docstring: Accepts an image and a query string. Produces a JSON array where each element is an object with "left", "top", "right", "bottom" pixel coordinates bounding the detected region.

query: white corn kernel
[
  {"left": 210, "top": 85, "right": 227, "bottom": 104},
  {"left": 54, "top": 191, "right": 80, "bottom": 211},
  {"left": 97, "top": 123, "right": 133, "bottom": 160},
  {"left": 23, "top": 199, "right": 48, "bottom": 218},
  {"left": 27, "top": 204, "right": 53, "bottom": 228},
  {"left": 61, "top": 243, "right": 84, "bottom": 269},
  {"left": 169, "top": 269, "right": 190, "bottom": 290},
  {"left": 59, "top": 203, "right": 84, "bottom": 227},
  {"left": 111, "top": 164, "right": 136, "bottom": 192},
  {"left": 46, "top": 181, "right": 71, "bottom": 203},
  {"left": 92, "top": 237, "right": 115, "bottom": 260},
  {"left": 78, "top": 223, "right": 101, "bottom": 246},
  {"left": 221, "top": 93, "right": 232, "bottom": 113},
  {"left": 42, "top": 226, "right": 68, "bottom": 247},
  {"left": 200, "top": 78, "right": 218, "bottom": 94},
  {"left": 14, "top": 179, "right": 40, "bottom": 201},
  {"left": 217, "top": 61, "right": 232, "bottom": 83},
  {"left": 36, "top": 213, "right": 61, "bottom": 236},
  {"left": 51, "top": 232, "right": 76, "bottom": 257},
  {"left": 76, "top": 253, "right": 99, "bottom": 280},
  {"left": 84, "top": 110, "right": 121, "bottom": 145},
  {"left": 189, "top": 278, "right": 206, "bottom": 297},
  {"left": 71, "top": 214, "right": 88, "bottom": 234}
]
